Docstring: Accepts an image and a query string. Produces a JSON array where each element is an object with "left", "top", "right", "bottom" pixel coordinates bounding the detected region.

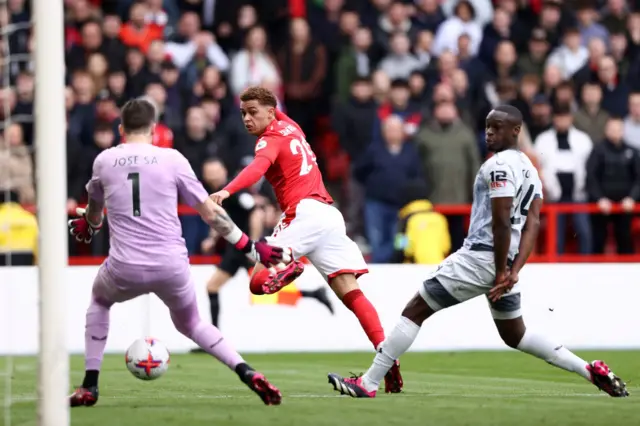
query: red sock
[{"left": 342, "top": 289, "right": 385, "bottom": 349}]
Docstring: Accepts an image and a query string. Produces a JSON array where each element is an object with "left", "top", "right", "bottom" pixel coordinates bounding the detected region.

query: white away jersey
[{"left": 463, "top": 149, "right": 542, "bottom": 259}]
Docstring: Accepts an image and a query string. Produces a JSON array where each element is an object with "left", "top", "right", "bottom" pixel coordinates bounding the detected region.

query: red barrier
[{"left": 23, "top": 202, "right": 640, "bottom": 265}]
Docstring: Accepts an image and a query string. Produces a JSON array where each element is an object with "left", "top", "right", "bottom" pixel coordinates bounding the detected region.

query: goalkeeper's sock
[
  {"left": 362, "top": 316, "right": 419, "bottom": 392},
  {"left": 85, "top": 296, "right": 110, "bottom": 373},
  {"left": 208, "top": 292, "right": 220, "bottom": 327},
  {"left": 342, "top": 289, "right": 385, "bottom": 349},
  {"left": 82, "top": 370, "right": 99, "bottom": 388},
  {"left": 517, "top": 329, "right": 591, "bottom": 381}
]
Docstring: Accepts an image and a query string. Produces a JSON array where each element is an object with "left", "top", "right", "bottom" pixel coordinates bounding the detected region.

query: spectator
[
  {"left": 528, "top": 94, "right": 553, "bottom": 141},
  {"left": 374, "top": 1, "right": 418, "bottom": 52},
  {"left": 433, "top": 0, "right": 482, "bottom": 57},
  {"left": 441, "top": 0, "right": 493, "bottom": 27},
  {"left": 392, "top": 180, "right": 450, "bottom": 264},
  {"left": 609, "top": 31, "right": 630, "bottom": 80},
  {"left": 572, "top": 37, "right": 606, "bottom": 91},
  {"left": 413, "top": 30, "right": 433, "bottom": 70},
  {"left": 412, "top": 0, "right": 445, "bottom": 33},
  {"left": 534, "top": 103, "right": 593, "bottom": 254},
  {"left": 229, "top": 25, "right": 280, "bottom": 98},
  {"left": 12, "top": 71, "right": 34, "bottom": 146},
  {"left": 332, "top": 78, "right": 378, "bottom": 239},
  {"left": 119, "top": 1, "right": 163, "bottom": 54},
  {"left": 372, "top": 78, "right": 421, "bottom": 142},
  {"left": 66, "top": 20, "right": 105, "bottom": 73},
  {"left": 106, "top": 70, "right": 128, "bottom": 107},
  {"left": 553, "top": 81, "right": 577, "bottom": 110},
  {"left": 0, "top": 123, "right": 34, "bottom": 204},
  {"left": 518, "top": 28, "right": 550, "bottom": 77},
  {"left": 378, "top": 32, "right": 421, "bottom": 80},
  {"left": 600, "top": 0, "right": 629, "bottom": 34},
  {"left": 574, "top": 82, "right": 610, "bottom": 145},
  {"left": 335, "top": 26, "right": 374, "bottom": 102},
  {"left": 158, "top": 59, "right": 184, "bottom": 129},
  {"left": 87, "top": 53, "right": 109, "bottom": 95},
  {"left": 142, "top": 86, "right": 174, "bottom": 149},
  {"left": 628, "top": 12, "right": 640, "bottom": 66},
  {"left": 0, "top": 190, "right": 38, "bottom": 266},
  {"left": 534, "top": 0, "right": 565, "bottom": 48},
  {"left": 478, "top": 7, "right": 512, "bottom": 66},
  {"left": 587, "top": 118, "right": 640, "bottom": 254},
  {"left": 623, "top": 92, "right": 640, "bottom": 150},
  {"left": 597, "top": 56, "right": 630, "bottom": 117},
  {"left": 101, "top": 15, "right": 127, "bottom": 72},
  {"left": 415, "top": 101, "right": 480, "bottom": 252},
  {"left": 576, "top": 2, "right": 609, "bottom": 47},
  {"left": 165, "top": 29, "right": 229, "bottom": 77},
  {"left": 546, "top": 27, "right": 589, "bottom": 80},
  {"left": 277, "top": 18, "right": 327, "bottom": 141},
  {"left": 125, "top": 47, "right": 153, "bottom": 98},
  {"left": 355, "top": 115, "right": 422, "bottom": 263}
]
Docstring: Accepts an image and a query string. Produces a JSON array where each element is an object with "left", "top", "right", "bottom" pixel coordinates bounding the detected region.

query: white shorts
[
  {"left": 266, "top": 199, "right": 368, "bottom": 280},
  {"left": 418, "top": 246, "right": 522, "bottom": 320}
]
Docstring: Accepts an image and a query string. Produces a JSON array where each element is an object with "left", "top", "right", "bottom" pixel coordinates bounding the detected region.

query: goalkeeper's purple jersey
[{"left": 86, "top": 142, "right": 208, "bottom": 267}]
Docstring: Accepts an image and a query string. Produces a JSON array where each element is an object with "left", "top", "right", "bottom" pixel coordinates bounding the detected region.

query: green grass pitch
[{"left": 1, "top": 350, "right": 639, "bottom": 425}]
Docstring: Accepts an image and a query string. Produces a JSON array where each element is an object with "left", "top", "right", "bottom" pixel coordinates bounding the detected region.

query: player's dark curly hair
[
  {"left": 240, "top": 86, "right": 278, "bottom": 108},
  {"left": 121, "top": 98, "right": 156, "bottom": 134}
]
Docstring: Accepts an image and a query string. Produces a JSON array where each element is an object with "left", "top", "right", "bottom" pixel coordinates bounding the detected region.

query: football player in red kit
[{"left": 210, "top": 86, "right": 403, "bottom": 394}]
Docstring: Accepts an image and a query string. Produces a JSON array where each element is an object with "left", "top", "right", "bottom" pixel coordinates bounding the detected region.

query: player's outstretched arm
[
  {"left": 212, "top": 157, "right": 272, "bottom": 205},
  {"left": 194, "top": 197, "right": 285, "bottom": 266},
  {"left": 511, "top": 197, "right": 542, "bottom": 274}
]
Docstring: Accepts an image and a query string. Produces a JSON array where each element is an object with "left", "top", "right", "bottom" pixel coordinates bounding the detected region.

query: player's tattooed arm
[
  {"left": 85, "top": 198, "right": 105, "bottom": 226},
  {"left": 490, "top": 197, "right": 512, "bottom": 275},
  {"left": 209, "top": 204, "right": 236, "bottom": 237},
  {"left": 511, "top": 196, "right": 542, "bottom": 273}
]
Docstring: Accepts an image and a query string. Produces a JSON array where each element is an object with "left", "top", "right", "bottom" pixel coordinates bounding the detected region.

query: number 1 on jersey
[
  {"left": 127, "top": 172, "right": 141, "bottom": 217},
  {"left": 290, "top": 138, "right": 317, "bottom": 176}
]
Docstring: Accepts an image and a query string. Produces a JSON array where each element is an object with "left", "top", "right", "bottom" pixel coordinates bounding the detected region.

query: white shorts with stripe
[
  {"left": 266, "top": 199, "right": 368, "bottom": 280},
  {"left": 419, "top": 245, "right": 523, "bottom": 320}
]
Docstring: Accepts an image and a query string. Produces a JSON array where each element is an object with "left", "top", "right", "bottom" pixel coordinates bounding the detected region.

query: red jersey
[{"left": 255, "top": 116, "right": 333, "bottom": 215}]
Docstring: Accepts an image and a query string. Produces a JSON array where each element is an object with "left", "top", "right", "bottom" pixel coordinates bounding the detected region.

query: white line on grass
[{"left": 8, "top": 392, "right": 607, "bottom": 404}]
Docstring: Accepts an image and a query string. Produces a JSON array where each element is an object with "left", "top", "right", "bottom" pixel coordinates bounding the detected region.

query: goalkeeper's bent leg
[{"left": 169, "top": 298, "right": 245, "bottom": 370}]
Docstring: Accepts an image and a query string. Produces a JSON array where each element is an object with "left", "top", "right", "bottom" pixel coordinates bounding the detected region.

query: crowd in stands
[{"left": 1, "top": 0, "right": 640, "bottom": 265}]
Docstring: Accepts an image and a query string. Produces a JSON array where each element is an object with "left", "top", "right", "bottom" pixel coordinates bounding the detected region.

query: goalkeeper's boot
[
  {"left": 69, "top": 386, "right": 99, "bottom": 407},
  {"left": 241, "top": 370, "right": 282, "bottom": 405},
  {"left": 261, "top": 261, "right": 305, "bottom": 295},
  {"left": 587, "top": 360, "right": 629, "bottom": 397},
  {"left": 384, "top": 359, "right": 403, "bottom": 393},
  {"left": 328, "top": 373, "right": 376, "bottom": 398}
]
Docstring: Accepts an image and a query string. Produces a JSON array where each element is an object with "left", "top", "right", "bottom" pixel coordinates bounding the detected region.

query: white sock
[
  {"left": 362, "top": 316, "right": 420, "bottom": 392},
  {"left": 517, "top": 329, "right": 591, "bottom": 381}
]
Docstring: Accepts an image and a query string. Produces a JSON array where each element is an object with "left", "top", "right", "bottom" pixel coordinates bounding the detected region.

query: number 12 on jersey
[{"left": 290, "top": 138, "right": 317, "bottom": 176}]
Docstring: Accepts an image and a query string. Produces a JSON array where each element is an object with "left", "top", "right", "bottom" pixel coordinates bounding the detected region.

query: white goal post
[{"left": 34, "top": 0, "right": 69, "bottom": 424}]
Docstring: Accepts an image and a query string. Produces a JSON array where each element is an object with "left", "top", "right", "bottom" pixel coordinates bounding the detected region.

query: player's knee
[
  {"left": 401, "top": 293, "right": 433, "bottom": 325},
  {"left": 207, "top": 271, "right": 230, "bottom": 293},
  {"left": 170, "top": 308, "right": 200, "bottom": 337},
  {"left": 494, "top": 317, "right": 526, "bottom": 348},
  {"left": 328, "top": 273, "right": 359, "bottom": 299}
]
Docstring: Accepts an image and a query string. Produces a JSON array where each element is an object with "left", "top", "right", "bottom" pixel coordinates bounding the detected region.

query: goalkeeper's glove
[{"left": 68, "top": 207, "right": 103, "bottom": 244}]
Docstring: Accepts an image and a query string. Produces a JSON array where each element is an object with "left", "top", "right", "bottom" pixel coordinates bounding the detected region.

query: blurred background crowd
[{"left": 1, "top": 0, "right": 640, "bottom": 266}]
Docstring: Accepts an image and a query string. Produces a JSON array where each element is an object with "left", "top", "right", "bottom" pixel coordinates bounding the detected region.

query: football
[{"left": 125, "top": 337, "right": 170, "bottom": 380}]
